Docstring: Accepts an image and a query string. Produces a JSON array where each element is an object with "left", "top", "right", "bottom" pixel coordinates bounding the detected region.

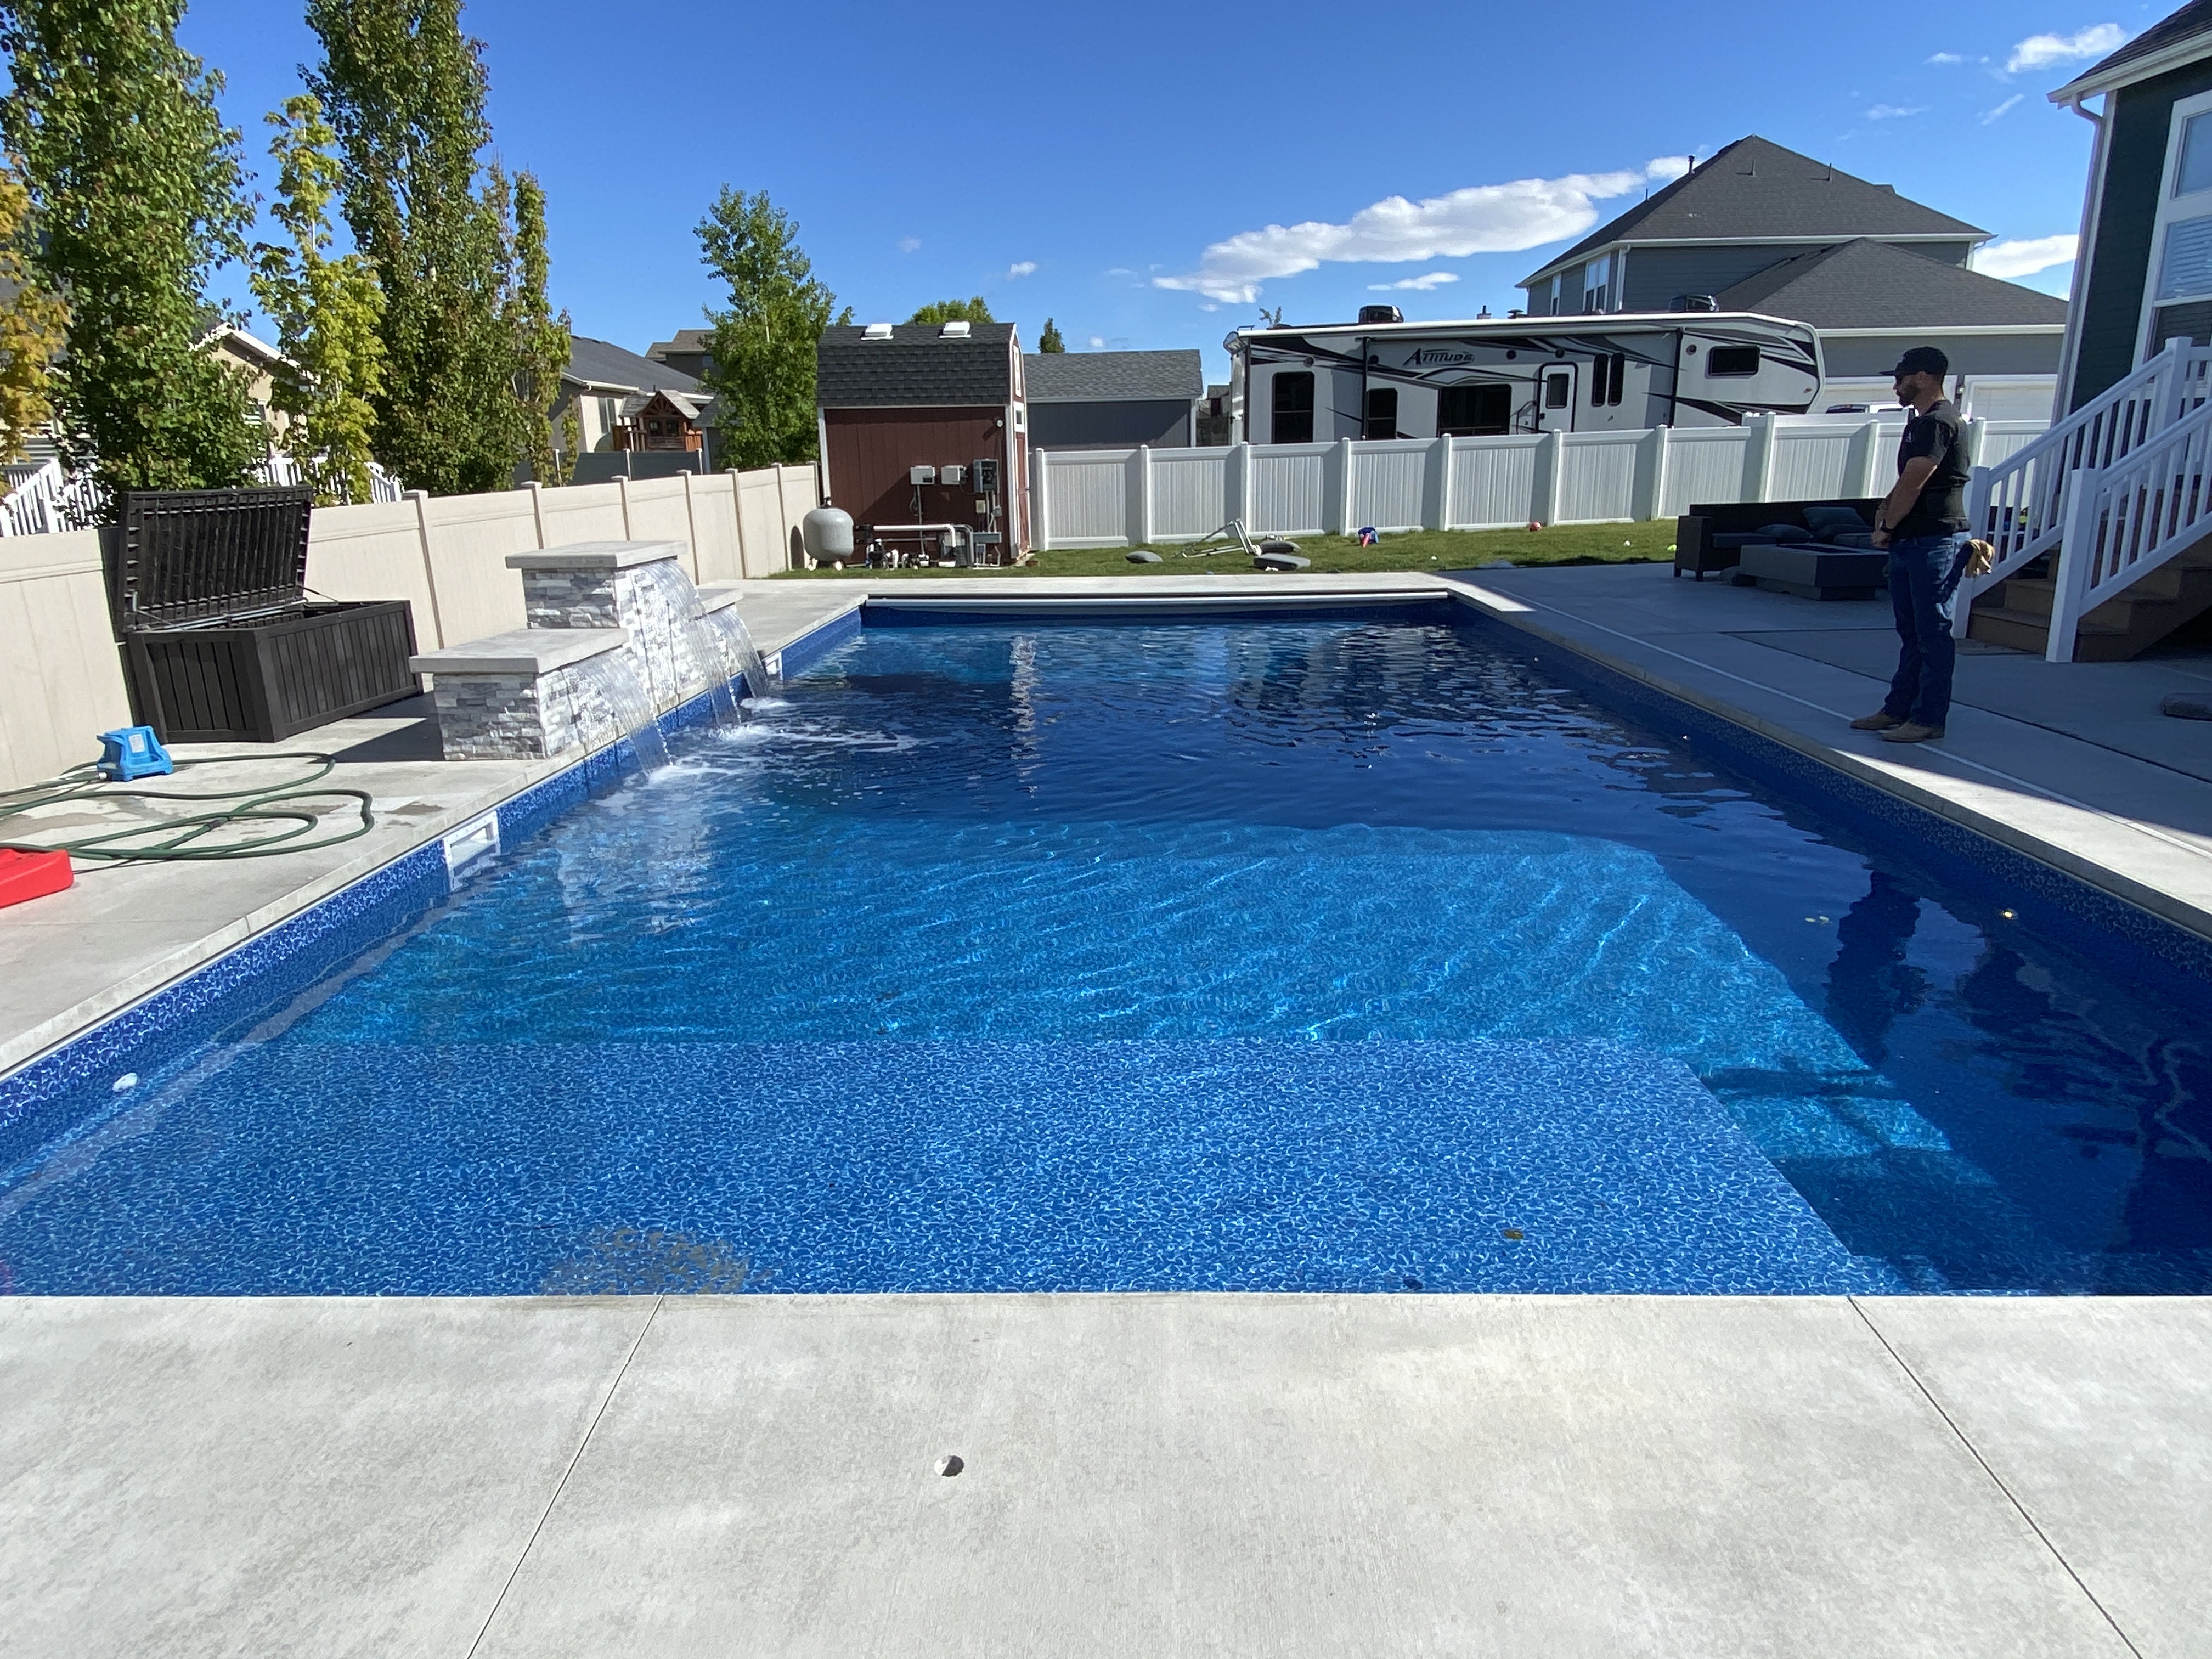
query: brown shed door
[{"left": 825, "top": 407, "right": 1006, "bottom": 528}]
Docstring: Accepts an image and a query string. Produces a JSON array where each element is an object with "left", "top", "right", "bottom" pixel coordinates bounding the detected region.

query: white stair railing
[
  {"left": 1958, "top": 337, "right": 2212, "bottom": 634},
  {"left": 2045, "top": 393, "right": 2212, "bottom": 661}
]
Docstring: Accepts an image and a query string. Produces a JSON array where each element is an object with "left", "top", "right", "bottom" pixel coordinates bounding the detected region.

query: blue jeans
[{"left": 1882, "top": 533, "right": 1971, "bottom": 729}]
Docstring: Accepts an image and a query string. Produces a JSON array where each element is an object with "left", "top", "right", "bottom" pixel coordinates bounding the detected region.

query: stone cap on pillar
[
  {"left": 504, "top": 539, "right": 686, "bottom": 571},
  {"left": 693, "top": 583, "right": 742, "bottom": 614},
  {"left": 410, "top": 627, "right": 630, "bottom": 676}
]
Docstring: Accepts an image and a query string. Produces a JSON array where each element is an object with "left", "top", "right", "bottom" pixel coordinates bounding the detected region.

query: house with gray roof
[
  {"left": 556, "top": 336, "right": 717, "bottom": 479},
  {"left": 1023, "top": 350, "right": 1205, "bottom": 450},
  {"left": 2050, "top": 0, "right": 2212, "bottom": 411},
  {"left": 1517, "top": 135, "right": 2067, "bottom": 418}
]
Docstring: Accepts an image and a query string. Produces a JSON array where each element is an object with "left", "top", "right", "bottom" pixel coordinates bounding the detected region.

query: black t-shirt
[{"left": 1892, "top": 399, "right": 1970, "bottom": 537}]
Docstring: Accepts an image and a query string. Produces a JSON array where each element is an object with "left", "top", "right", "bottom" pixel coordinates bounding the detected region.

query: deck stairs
[{"left": 1960, "top": 338, "right": 2212, "bottom": 661}]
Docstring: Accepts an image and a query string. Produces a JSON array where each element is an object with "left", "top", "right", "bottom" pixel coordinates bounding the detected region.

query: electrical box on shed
[
  {"left": 909, "top": 465, "right": 936, "bottom": 486},
  {"left": 940, "top": 464, "right": 964, "bottom": 487},
  {"left": 970, "top": 458, "right": 1000, "bottom": 493}
]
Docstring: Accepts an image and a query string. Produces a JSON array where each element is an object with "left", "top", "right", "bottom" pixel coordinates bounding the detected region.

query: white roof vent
[
  {"left": 863, "top": 321, "right": 893, "bottom": 340},
  {"left": 939, "top": 320, "right": 972, "bottom": 339}
]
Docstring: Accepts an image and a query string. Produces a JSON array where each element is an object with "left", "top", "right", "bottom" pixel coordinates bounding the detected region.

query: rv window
[
  {"left": 2181, "top": 112, "right": 2212, "bottom": 196},
  {"left": 1271, "top": 371, "right": 1314, "bottom": 444},
  {"left": 1544, "top": 371, "right": 1571, "bottom": 409},
  {"left": 1436, "top": 384, "right": 1510, "bottom": 436},
  {"left": 1363, "top": 387, "right": 1398, "bottom": 440},
  {"left": 1706, "top": 346, "right": 1760, "bottom": 377},
  {"left": 1590, "top": 354, "right": 1626, "bottom": 407},
  {"left": 1608, "top": 352, "right": 1626, "bottom": 405}
]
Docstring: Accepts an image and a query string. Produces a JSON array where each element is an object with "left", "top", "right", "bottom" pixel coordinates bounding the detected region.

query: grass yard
[{"left": 770, "top": 521, "right": 1678, "bottom": 579}]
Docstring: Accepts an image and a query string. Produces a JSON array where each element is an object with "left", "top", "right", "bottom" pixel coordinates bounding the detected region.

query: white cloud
[
  {"left": 898, "top": 236, "right": 920, "bottom": 253},
  {"left": 1153, "top": 157, "right": 1688, "bottom": 304},
  {"left": 1982, "top": 94, "right": 2025, "bottom": 123},
  {"left": 2006, "top": 23, "right": 2127, "bottom": 74},
  {"left": 1973, "top": 233, "right": 2079, "bottom": 278},
  {"left": 1367, "top": 271, "right": 1460, "bottom": 291},
  {"left": 1927, "top": 51, "right": 1964, "bottom": 63},
  {"left": 1866, "top": 104, "right": 1925, "bottom": 120},
  {"left": 1006, "top": 260, "right": 1037, "bottom": 278},
  {"left": 1088, "top": 335, "right": 1105, "bottom": 348}
]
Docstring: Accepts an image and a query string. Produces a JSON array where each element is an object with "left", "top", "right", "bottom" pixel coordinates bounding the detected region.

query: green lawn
[{"left": 770, "top": 521, "right": 1678, "bottom": 579}]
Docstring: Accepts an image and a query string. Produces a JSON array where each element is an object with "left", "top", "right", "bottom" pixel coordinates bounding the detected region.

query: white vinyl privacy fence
[{"left": 1031, "top": 414, "right": 2048, "bottom": 548}]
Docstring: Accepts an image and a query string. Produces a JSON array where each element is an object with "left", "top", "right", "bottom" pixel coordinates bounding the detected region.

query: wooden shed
[{"left": 815, "top": 320, "right": 1029, "bottom": 557}]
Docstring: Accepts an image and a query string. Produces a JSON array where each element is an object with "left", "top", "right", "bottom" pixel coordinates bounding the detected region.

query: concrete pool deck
[
  {"left": 5, "top": 566, "right": 2212, "bottom": 1654},
  {"left": 3, "top": 1293, "right": 2204, "bottom": 1656}
]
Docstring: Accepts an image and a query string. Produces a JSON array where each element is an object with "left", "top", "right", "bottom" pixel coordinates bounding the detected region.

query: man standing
[{"left": 1851, "top": 346, "right": 1974, "bottom": 743}]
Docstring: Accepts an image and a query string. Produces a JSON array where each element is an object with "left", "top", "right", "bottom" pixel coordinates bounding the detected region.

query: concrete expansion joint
[{"left": 1846, "top": 1299, "right": 2145, "bottom": 1659}]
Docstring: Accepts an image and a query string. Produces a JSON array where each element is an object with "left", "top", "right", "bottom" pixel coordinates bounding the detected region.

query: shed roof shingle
[
  {"left": 1023, "top": 349, "right": 1204, "bottom": 403},
  {"left": 1523, "top": 136, "right": 1988, "bottom": 284},
  {"left": 816, "top": 321, "right": 1016, "bottom": 407},
  {"left": 1709, "top": 238, "right": 2069, "bottom": 331}
]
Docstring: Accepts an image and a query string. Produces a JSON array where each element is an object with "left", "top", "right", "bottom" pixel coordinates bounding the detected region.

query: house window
[
  {"left": 2181, "top": 112, "right": 2212, "bottom": 196},
  {"left": 1706, "top": 346, "right": 1760, "bottom": 377},
  {"left": 1271, "top": 371, "right": 1314, "bottom": 443},
  {"left": 1437, "top": 383, "right": 1510, "bottom": 435},
  {"left": 597, "top": 396, "right": 619, "bottom": 437},
  {"left": 1549, "top": 274, "right": 1562, "bottom": 316},
  {"left": 1362, "top": 386, "right": 1398, "bottom": 440},
  {"left": 2158, "top": 215, "right": 2212, "bottom": 301},
  {"left": 1544, "top": 371, "right": 1571, "bottom": 409},
  {"left": 1583, "top": 255, "right": 1611, "bottom": 314}
]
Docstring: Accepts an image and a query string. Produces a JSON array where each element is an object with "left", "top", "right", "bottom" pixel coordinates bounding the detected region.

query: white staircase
[{"left": 1962, "top": 338, "right": 2212, "bottom": 661}]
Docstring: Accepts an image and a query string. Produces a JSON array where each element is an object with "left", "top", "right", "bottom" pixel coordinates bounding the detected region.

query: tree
[
  {"left": 908, "top": 296, "right": 995, "bottom": 325},
  {"left": 0, "top": 157, "right": 65, "bottom": 469},
  {"left": 504, "top": 170, "right": 569, "bottom": 484},
  {"left": 1037, "top": 317, "right": 1065, "bottom": 353},
  {"left": 695, "top": 186, "right": 847, "bottom": 470},
  {"left": 0, "top": 0, "right": 264, "bottom": 498},
  {"left": 305, "top": 0, "right": 522, "bottom": 495},
  {"left": 250, "top": 95, "right": 386, "bottom": 505}
]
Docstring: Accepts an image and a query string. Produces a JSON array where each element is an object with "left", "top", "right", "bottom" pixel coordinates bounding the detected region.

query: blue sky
[{"left": 176, "top": 0, "right": 2164, "bottom": 382}]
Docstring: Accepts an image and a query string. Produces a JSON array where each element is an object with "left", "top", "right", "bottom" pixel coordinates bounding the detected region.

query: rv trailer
[{"left": 1225, "top": 309, "right": 1824, "bottom": 443}]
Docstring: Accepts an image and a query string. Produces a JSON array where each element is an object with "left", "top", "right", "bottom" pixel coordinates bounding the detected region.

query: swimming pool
[{"left": 3, "top": 606, "right": 2208, "bottom": 1294}]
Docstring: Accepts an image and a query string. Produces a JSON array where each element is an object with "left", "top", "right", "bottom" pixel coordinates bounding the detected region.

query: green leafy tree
[
  {"left": 505, "top": 170, "right": 568, "bottom": 484},
  {"left": 250, "top": 95, "right": 386, "bottom": 506},
  {"left": 696, "top": 186, "right": 847, "bottom": 470},
  {"left": 0, "top": 157, "right": 66, "bottom": 468},
  {"left": 0, "top": 0, "right": 263, "bottom": 498},
  {"left": 305, "top": 0, "right": 522, "bottom": 495},
  {"left": 1037, "top": 317, "right": 1065, "bottom": 353},
  {"left": 908, "top": 296, "right": 995, "bottom": 325}
]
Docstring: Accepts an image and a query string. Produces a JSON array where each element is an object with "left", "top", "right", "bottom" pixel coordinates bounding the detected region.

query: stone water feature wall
[{"left": 413, "top": 538, "right": 758, "bottom": 763}]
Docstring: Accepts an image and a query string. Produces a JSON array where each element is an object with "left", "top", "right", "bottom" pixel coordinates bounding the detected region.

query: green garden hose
[{"left": 0, "top": 752, "right": 375, "bottom": 864}]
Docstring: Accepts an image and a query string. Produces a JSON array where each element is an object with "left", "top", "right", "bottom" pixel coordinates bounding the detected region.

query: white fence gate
[{"left": 1031, "top": 415, "right": 2049, "bottom": 549}]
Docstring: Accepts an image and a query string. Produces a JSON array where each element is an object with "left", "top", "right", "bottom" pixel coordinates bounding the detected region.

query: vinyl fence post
[
  {"left": 616, "top": 474, "right": 633, "bottom": 538},
  {"left": 1425, "top": 433, "right": 1452, "bottom": 530},
  {"left": 407, "top": 489, "right": 447, "bottom": 648},
  {"left": 679, "top": 471, "right": 703, "bottom": 581},
  {"left": 1032, "top": 449, "right": 1053, "bottom": 551},
  {"left": 1335, "top": 436, "right": 1356, "bottom": 534},
  {"left": 526, "top": 479, "right": 548, "bottom": 549},
  {"left": 1637, "top": 425, "right": 1671, "bottom": 522},
  {"left": 1539, "top": 428, "right": 1566, "bottom": 526},
  {"left": 1744, "top": 411, "right": 1778, "bottom": 503},
  {"left": 1231, "top": 441, "right": 1252, "bottom": 530},
  {"left": 1965, "top": 415, "right": 1989, "bottom": 470},
  {"left": 726, "top": 469, "right": 752, "bottom": 577},
  {"left": 1854, "top": 417, "right": 1886, "bottom": 498},
  {"left": 1131, "top": 445, "right": 1154, "bottom": 547}
]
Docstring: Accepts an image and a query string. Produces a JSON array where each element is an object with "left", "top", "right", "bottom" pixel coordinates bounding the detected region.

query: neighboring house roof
[
  {"left": 1521, "top": 136, "right": 1989, "bottom": 286},
  {"left": 1023, "top": 349, "right": 1204, "bottom": 403},
  {"left": 2053, "top": 4, "right": 2209, "bottom": 100},
  {"left": 565, "top": 335, "right": 702, "bottom": 396},
  {"left": 816, "top": 321, "right": 1018, "bottom": 408},
  {"left": 1709, "top": 238, "right": 2069, "bottom": 331},
  {"left": 648, "top": 328, "right": 712, "bottom": 360}
]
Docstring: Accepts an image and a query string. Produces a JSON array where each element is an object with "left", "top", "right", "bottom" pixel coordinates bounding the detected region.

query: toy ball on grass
[{"left": 1526, "top": 521, "right": 1544, "bottom": 532}]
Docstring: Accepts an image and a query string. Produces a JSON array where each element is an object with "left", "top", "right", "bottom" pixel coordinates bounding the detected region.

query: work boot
[
  {"left": 1849, "top": 712, "right": 1903, "bottom": 730},
  {"left": 1879, "top": 723, "right": 1945, "bottom": 743}
]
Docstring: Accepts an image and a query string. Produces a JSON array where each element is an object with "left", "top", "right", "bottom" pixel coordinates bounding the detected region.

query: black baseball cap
[{"left": 1890, "top": 345, "right": 1950, "bottom": 379}]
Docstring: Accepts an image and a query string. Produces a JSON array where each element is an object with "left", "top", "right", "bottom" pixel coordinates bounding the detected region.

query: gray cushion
[{"left": 1803, "top": 504, "right": 1870, "bottom": 540}]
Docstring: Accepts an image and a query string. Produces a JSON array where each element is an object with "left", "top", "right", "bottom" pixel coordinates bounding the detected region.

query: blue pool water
[{"left": 3, "top": 612, "right": 2209, "bottom": 1294}]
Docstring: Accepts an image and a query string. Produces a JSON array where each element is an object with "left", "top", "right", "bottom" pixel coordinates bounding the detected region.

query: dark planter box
[{"left": 122, "top": 599, "right": 421, "bottom": 743}]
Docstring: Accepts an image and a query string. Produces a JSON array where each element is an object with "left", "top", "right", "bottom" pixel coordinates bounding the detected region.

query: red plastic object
[{"left": 0, "top": 848, "right": 72, "bottom": 909}]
